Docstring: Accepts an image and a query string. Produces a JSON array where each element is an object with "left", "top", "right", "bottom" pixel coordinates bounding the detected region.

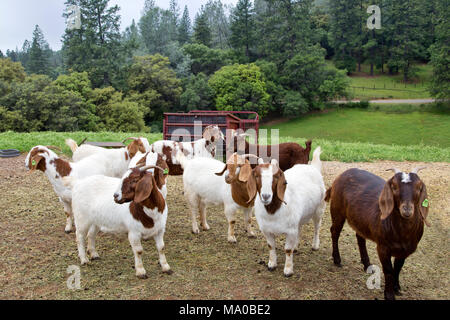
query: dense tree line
[{"left": 0, "top": 0, "right": 447, "bottom": 132}]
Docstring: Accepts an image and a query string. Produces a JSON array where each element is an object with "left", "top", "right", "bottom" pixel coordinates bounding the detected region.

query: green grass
[
  {"left": 2, "top": 122, "right": 449, "bottom": 163},
  {"left": 261, "top": 107, "right": 450, "bottom": 162},
  {"left": 347, "top": 64, "right": 433, "bottom": 99},
  {"left": 0, "top": 131, "right": 163, "bottom": 155}
]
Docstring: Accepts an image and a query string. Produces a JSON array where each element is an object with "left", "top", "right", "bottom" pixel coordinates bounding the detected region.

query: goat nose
[
  {"left": 262, "top": 194, "right": 271, "bottom": 201},
  {"left": 113, "top": 193, "right": 119, "bottom": 199}
]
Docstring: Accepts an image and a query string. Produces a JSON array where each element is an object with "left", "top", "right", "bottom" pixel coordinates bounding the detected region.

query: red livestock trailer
[{"left": 163, "top": 110, "right": 259, "bottom": 158}]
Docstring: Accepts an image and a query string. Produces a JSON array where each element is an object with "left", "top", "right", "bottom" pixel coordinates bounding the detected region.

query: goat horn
[
  {"left": 411, "top": 166, "right": 426, "bottom": 174},
  {"left": 122, "top": 137, "right": 138, "bottom": 143},
  {"left": 46, "top": 145, "right": 62, "bottom": 152},
  {"left": 386, "top": 168, "right": 402, "bottom": 174},
  {"left": 139, "top": 165, "right": 165, "bottom": 172}
]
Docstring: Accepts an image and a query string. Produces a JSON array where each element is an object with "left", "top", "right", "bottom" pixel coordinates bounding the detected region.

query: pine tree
[
  {"left": 27, "top": 25, "right": 51, "bottom": 75},
  {"left": 230, "top": 0, "right": 256, "bottom": 61},
  {"left": 178, "top": 5, "right": 191, "bottom": 44},
  {"left": 62, "top": 0, "right": 126, "bottom": 88},
  {"left": 193, "top": 7, "right": 212, "bottom": 47}
]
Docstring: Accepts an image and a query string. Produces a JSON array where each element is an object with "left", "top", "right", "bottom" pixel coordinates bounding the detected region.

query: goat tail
[
  {"left": 311, "top": 146, "right": 322, "bottom": 172},
  {"left": 61, "top": 176, "right": 76, "bottom": 190},
  {"left": 65, "top": 138, "right": 78, "bottom": 153},
  {"left": 305, "top": 139, "right": 312, "bottom": 151},
  {"left": 324, "top": 187, "right": 332, "bottom": 202}
]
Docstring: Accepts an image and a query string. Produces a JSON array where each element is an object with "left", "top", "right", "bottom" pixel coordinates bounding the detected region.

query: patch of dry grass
[{"left": 0, "top": 155, "right": 448, "bottom": 300}]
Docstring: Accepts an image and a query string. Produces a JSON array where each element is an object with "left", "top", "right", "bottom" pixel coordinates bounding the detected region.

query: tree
[
  {"left": 127, "top": 54, "right": 182, "bottom": 123},
  {"left": 193, "top": 6, "right": 212, "bottom": 47},
  {"left": 329, "top": 0, "right": 361, "bottom": 73},
  {"left": 178, "top": 5, "right": 191, "bottom": 44},
  {"left": 209, "top": 63, "right": 270, "bottom": 117},
  {"left": 62, "top": 0, "right": 127, "bottom": 88},
  {"left": 27, "top": 25, "right": 51, "bottom": 75},
  {"left": 230, "top": 0, "right": 256, "bottom": 61},
  {"left": 182, "top": 43, "right": 232, "bottom": 75},
  {"left": 203, "top": 0, "right": 231, "bottom": 49},
  {"left": 429, "top": 0, "right": 450, "bottom": 99},
  {"left": 180, "top": 73, "right": 215, "bottom": 110},
  {"left": 385, "top": 0, "right": 427, "bottom": 81}
]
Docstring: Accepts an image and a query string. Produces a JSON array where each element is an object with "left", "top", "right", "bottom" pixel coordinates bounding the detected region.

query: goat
[
  {"left": 63, "top": 161, "right": 171, "bottom": 278},
  {"left": 26, "top": 145, "right": 137, "bottom": 233},
  {"left": 241, "top": 147, "right": 325, "bottom": 277},
  {"left": 65, "top": 137, "right": 149, "bottom": 177},
  {"left": 325, "top": 167, "right": 430, "bottom": 300},
  {"left": 176, "top": 151, "right": 256, "bottom": 242},
  {"left": 227, "top": 129, "right": 312, "bottom": 171},
  {"left": 151, "top": 125, "right": 224, "bottom": 175}
]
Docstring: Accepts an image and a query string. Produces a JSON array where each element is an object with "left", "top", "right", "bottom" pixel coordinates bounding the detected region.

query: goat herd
[{"left": 25, "top": 125, "right": 430, "bottom": 300}]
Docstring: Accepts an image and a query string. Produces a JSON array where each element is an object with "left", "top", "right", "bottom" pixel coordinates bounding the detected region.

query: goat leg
[
  {"left": 377, "top": 245, "right": 395, "bottom": 300},
  {"left": 356, "top": 234, "right": 371, "bottom": 271},
  {"left": 393, "top": 258, "right": 405, "bottom": 296},
  {"left": 330, "top": 216, "right": 345, "bottom": 267}
]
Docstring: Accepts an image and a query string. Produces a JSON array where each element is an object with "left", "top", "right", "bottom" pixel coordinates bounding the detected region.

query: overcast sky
[{"left": 0, "top": 0, "right": 237, "bottom": 53}]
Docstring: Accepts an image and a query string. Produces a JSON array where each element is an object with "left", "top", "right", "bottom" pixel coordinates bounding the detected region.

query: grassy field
[
  {"left": 1, "top": 118, "right": 450, "bottom": 163},
  {"left": 261, "top": 107, "right": 450, "bottom": 162},
  {"left": 348, "top": 64, "right": 432, "bottom": 99}
]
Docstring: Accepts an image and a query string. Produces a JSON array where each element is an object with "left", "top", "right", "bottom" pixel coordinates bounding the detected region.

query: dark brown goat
[
  {"left": 227, "top": 131, "right": 312, "bottom": 171},
  {"left": 325, "top": 167, "right": 430, "bottom": 300}
]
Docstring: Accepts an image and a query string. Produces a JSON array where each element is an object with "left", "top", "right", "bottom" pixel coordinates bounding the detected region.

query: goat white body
[
  {"left": 67, "top": 169, "right": 170, "bottom": 278},
  {"left": 151, "top": 139, "right": 215, "bottom": 165},
  {"left": 180, "top": 156, "right": 252, "bottom": 242},
  {"left": 254, "top": 147, "right": 325, "bottom": 276},
  {"left": 71, "top": 175, "right": 167, "bottom": 239}
]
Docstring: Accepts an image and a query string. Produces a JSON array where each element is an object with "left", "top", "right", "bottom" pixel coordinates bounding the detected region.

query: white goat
[
  {"left": 63, "top": 160, "right": 171, "bottom": 279},
  {"left": 151, "top": 125, "right": 224, "bottom": 175},
  {"left": 177, "top": 151, "right": 255, "bottom": 242},
  {"left": 242, "top": 147, "right": 325, "bottom": 277},
  {"left": 65, "top": 137, "right": 149, "bottom": 177},
  {"left": 25, "top": 145, "right": 138, "bottom": 233}
]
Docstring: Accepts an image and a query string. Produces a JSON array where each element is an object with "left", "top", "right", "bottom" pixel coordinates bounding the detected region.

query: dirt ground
[{"left": 0, "top": 154, "right": 448, "bottom": 300}]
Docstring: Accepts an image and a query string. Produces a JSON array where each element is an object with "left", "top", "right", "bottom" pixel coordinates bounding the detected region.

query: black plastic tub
[{"left": 0, "top": 149, "right": 21, "bottom": 158}]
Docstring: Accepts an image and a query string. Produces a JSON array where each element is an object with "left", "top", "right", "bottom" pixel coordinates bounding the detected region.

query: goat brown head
[
  {"left": 242, "top": 159, "right": 287, "bottom": 211},
  {"left": 25, "top": 146, "right": 52, "bottom": 172},
  {"left": 114, "top": 165, "right": 164, "bottom": 205},
  {"left": 379, "top": 167, "right": 430, "bottom": 226},
  {"left": 215, "top": 153, "right": 253, "bottom": 184},
  {"left": 203, "top": 125, "right": 224, "bottom": 144},
  {"left": 124, "top": 137, "right": 147, "bottom": 159}
]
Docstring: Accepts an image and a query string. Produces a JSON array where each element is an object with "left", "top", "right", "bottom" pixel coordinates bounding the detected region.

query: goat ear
[
  {"left": 246, "top": 171, "right": 257, "bottom": 204},
  {"left": 203, "top": 127, "right": 212, "bottom": 141},
  {"left": 134, "top": 173, "right": 153, "bottom": 203},
  {"left": 238, "top": 163, "right": 252, "bottom": 182},
  {"left": 30, "top": 155, "right": 45, "bottom": 172},
  {"left": 379, "top": 179, "right": 394, "bottom": 220},
  {"left": 418, "top": 182, "right": 430, "bottom": 226},
  {"left": 127, "top": 141, "right": 139, "bottom": 159},
  {"left": 215, "top": 164, "right": 227, "bottom": 176},
  {"left": 276, "top": 172, "right": 287, "bottom": 204}
]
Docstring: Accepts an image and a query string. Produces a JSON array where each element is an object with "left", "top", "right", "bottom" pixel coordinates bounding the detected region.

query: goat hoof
[
  {"left": 267, "top": 265, "right": 276, "bottom": 272},
  {"left": 334, "top": 262, "right": 342, "bottom": 268},
  {"left": 311, "top": 247, "right": 319, "bottom": 251},
  {"left": 201, "top": 225, "right": 210, "bottom": 231},
  {"left": 163, "top": 269, "right": 173, "bottom": 275},
  {"left": 228, "top": 237, "right": 237, "bottom": 243},
  {"left": 64, "top": 230, "right": 72, "bottom": 234},
  {"left": 90, "top": 256, "right": 100, "bottom": 261},
  {"left": 284, "top": 272, "right": 294, "bottom": 278},
  {"left": 192, "top": 229, "right": 200, "bottom": 235},
  {"left": 247, "top": 232, "right": 256, "bottom": 238},
  {"left": 137, "top": 274, "right": 148, "bottom": 279},
  {"left": 293, "top": 249, "right": 298, "bottom": 254}
]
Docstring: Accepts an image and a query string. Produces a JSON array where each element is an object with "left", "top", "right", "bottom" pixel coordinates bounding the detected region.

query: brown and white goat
[
  {"left": 151, "top": 125, "right": 224, "bottom": 175},
  {"left": 63, "top": 161, "right": 171, "bottom": 278},
  {"left": 325, "top": 167, "right": 430, "bottom": 300},
  {"left": 227, "top": 129, "right": 312, "bottom": 171}
]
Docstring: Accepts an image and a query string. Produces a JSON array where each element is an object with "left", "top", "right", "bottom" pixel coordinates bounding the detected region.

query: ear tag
[
  {"left": 32, "top": 160, "right": 36, "bottom": 166},
  {"left": 163, "top": 168, "right": 169, "bottom": 175},
  {"left": 422, "top": 199, "right": 429, "bottom": 208}
]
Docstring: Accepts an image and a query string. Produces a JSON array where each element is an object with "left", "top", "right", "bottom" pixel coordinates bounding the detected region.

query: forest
[{"left": 0, "top": 0, "right": 448, "bottom": 132}]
